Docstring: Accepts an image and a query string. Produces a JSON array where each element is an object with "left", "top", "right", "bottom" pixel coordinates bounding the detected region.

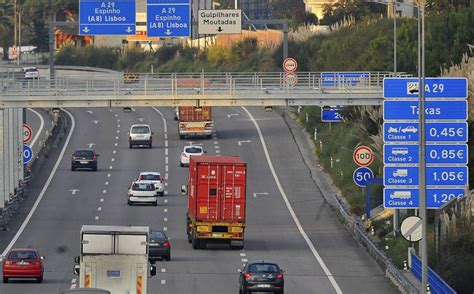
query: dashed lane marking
[
  {"left": 102, "top": 190, "right": 107, "bottom": 194},
  {"left": 165, "top": 134, "right": 168, "bottom": 140},
  {"left": 105, "top": 182, "right": 109, "bottom": 186},
  {"left": 117, "top": 124, "right": 120, "bottom": 128},
  {"left": 114, "top": 114, "right": 118, "bottom": 117},
  {"left": 240, "top": 253, "right": 246, "bottom": 257},
  {"left": 165, "top": 166, "right": 169, "bottom": 172},
  {"left": 111, "top": 158, "right": 115, "bottom": 162},
  {"left": 116, "top": 130, "right": 120, "bottom": 134},
  {"left": 164, "top": 191, "right": 168, "bottom": 195},
  {"left": 161, "top": 280, "right": 166, "bottom": 285},
  {"left": 165, "top": 157, "right": 169, "bottom": 164},
  {"left": 114, "top": 143, "right": 118, "bottom": 146},
  {"left": 109, "top": 166, "right": 113, "bottom": 170},
  {"left": 95, "top": 216, "right": 99, "bottom": 220},
  {"left": 107, "top": 173, "right": 111, "bottom": 177},
  {"left": 100, "top": 198, "right": 104, "bottom": 202},
  {"left": 215, "top": 150, "right": 221, "bottom": 154},
  {"left": 164, "top": 218, "right": 168, "bottom": 222},
  {"left": 165, "top": 141, "right": 168, "bottom": 147},
  {"left": 163, "top": 227, "right": 167, "bottom": 231},
  {"left": 115, "top": 136, "right": 119, "bottom": 140},
  {"left": 72, "top": 279, "right": 77, "bottom": 284},
  {"left": 214, "top": 145, "right": 220, "bottom": 149},
  {"left": 164, "top": 208, "right": 168, "bottom": 213},
  {"left": 241, "top": 259, "right": 248, "bottom": 263},
  {"left": 165, "top": 149, "right": 168, "bottom": 156},
  {"left": 113, "top": 150, "right": 116, "bottom": 154},
  {"left": 214, "top": 141, "right": 219, "bottom": 144},
  {"left": 164, "top": 199, "right": 168, "bottom": 203},
  {"left": 165, "top": 182, "right": 168, "bottom": 186},
  {"left": 165, "top": 173, "right": 169, "bottom": 180},
  {"left": 98, "top": 207, "right": 102, "bottom": 211},
  {"left": 70, "top": 284, "right": 77, "bottom": 289},
  {"left": 161, "top": 268, "right": 166, "bottom": 273}
]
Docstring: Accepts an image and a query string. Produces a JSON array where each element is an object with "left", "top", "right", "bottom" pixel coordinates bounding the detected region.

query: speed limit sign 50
[{"left": 353, "top": 146, "right": 374, "bottom": 167}]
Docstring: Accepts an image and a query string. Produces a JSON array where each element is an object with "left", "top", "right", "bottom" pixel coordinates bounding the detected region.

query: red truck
[
  {"left": 177, "top": 106, "right": 213, "bottom": 139},
  {"left": 183, "top": 156, "right": 247, "bottom": 250}
]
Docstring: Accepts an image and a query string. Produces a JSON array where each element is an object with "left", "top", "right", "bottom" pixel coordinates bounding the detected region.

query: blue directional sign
[
  {"left": 384, "top": 144, "right": 468, "bottom": 165},
  {"left": 321, "top": 106, "right": 343, "bottom": 122},
  {"left": 79, "top": 0, "right": 136, "bottom": 35},
  {"left": 384, "top": 166, "right": 419, "bottom": 186},
  {"left": 147, "top": 0, "right": 191, "bottom": 37},
  {"left": 383, "top": 100, "right": 467, "bottom": 121},
  {"left": 427, "top": 188, "right": 466, "bottom": 208},
  {"left": 383, "top": 122, "right": 467, "bottom": 143},
  {"left": 23, "top": 145, "right": 32, "bottom": 164},
  {"left": 384, "top": 188, "right": 419, "bottom": 208},
  {"left": 383, "top": 78, "right": 468, "bottom": 99},
  {"left": 353, "top": 167, "right": 374, "bottom": 187},
  {"left": 322, "top": 72, "right": 369, "bottom": 87}
]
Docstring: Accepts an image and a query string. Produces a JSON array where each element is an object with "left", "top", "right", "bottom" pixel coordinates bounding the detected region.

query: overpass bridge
[{"left": 0, "top": 70, "right": 410, "bottom": 108}]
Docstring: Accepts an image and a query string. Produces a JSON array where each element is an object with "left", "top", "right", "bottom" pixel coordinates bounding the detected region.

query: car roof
[
  {"left": 130, "top": 124, "right": 150, "bottom": 128},
  {"left": 74, "top": 148, "right": 95, "bottom": 152},
  {"left": 246, "top": 260, "right": 279, "bottom": 265},
  {"left": 184, "top": 145, "right": 203, "bottom": 150},
  {"left": 9, "top": 248, "right": 38, "bottom": 252},
  {"left": 139, "top": 171, "right": 161, "bottom": 175}
]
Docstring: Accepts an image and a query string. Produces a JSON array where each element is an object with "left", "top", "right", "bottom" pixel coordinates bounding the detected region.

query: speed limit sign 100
[
  {"left": 23, "top": 124, "right": 33, "bottom": 144},
  {"left": 353, "top": 146, "right": 374, "bottom": 167}
]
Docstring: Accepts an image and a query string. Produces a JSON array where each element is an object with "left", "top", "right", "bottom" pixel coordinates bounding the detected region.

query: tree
[
  {"left": 270, "top": 0, "right": 318, "bottom": 28},
  {"left": 0, "top": 0, "right": 14, "bottom": 60},
  {"left": 321, "top": 0, "right": 384, "bottom": 26}
]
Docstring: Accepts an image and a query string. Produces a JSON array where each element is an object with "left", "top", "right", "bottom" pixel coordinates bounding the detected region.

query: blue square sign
[
  {"left": 79, "top": 0, "right": 136, "bottom": 35},
  {"left": 147, "top": 0, "right": 191, "bottom": 37}
]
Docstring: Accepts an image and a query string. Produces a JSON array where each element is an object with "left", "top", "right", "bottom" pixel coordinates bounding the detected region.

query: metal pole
[
  {"left": 48, "top": 0, "right": 55, "bottom": 82},
  {"left": 419, "top": 0, "right": 428, "bottom": 292},
  {"left": 0, "top": 109, "right": 4, "bottom": 210},
  {"left": 18, "top": 11, "right": 21, "bottom": 65},
  {"left": 393, "top": 1, "right": 397, "bottom": 77}
]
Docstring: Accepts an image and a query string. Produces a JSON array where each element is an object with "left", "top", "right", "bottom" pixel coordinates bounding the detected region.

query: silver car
[
  {"left": 128, "top": 124, "right": 153, "bottom": 149},
  {"left": 137, "top": 172, "right": 165, "bottom": 196},
  {"left": 127, "top": 181, "right": 158, "bottom": 206}
]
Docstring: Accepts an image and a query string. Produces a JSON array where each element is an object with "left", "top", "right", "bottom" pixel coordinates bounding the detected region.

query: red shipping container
[
  {"left": 188, "top": 156, "right": 247, "bottom": 223},
  {"left": 178, "top": 106, "right": 212, "bottom": 122}
]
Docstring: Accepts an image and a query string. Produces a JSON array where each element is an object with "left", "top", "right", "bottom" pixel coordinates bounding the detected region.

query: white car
[
  {"left": 180, "top": 145, "right": 204, "bottom": 167},
  {"left": 23, "top": 67, "right": 39, "bottom": 79},
  {"left": 127, "top": 181, "right": 158, "bottom": 206},
  {"left": 129, "top": 124, "right": 153, "bottom": 149},
  {"left": 137, "top": 172, "right": 164, "bottom": 196},
  {"left": 174, "top": 107, "right": 179, "bottom": 121}
]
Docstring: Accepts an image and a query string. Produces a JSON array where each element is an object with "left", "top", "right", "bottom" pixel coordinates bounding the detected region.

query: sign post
[{"left": 79, "top": 0, "right": 136, "bottom": 35}]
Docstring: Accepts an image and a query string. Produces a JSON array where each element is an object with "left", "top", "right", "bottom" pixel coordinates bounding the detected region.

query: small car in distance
[
  {"left": 238, "top": 260, "right": 284, "bottom": 294},
  {"left": 2, "top": 248, "right": 44, "bottom": 283},
  {"left": 22, "top": 67, "right": 39, "bottom": 79},
  {"left": 148, "top": 229, "right": 171, "bottom": 262},
  {"left": 129, "top": 124, "right": 153, "bottom": 149},
  {"left": 137, "top": 172, "right": 165, "bottom": 196},
  {"left": 180, "top": 145, "right": 204, "bottom": 167},
  {"left": 71, "top": 149, "right": 99, "bottom": 171},
  {"left": 127, "top": 181, "right": 157, "bottom": 206}
]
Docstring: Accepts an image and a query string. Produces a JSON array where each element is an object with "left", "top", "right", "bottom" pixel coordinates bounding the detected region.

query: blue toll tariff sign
[
  {"left": 383, "top": 78, "right": 468, "bottom": 99},
  {"left": 147, "top": 0, "right": 191, "bottom": 37},
  {"left": 383, "top": 100, "right": 467, "bottom": 121},
  {"left": 321, "top": 72, "right": 369, "bottom": 87},
  {"left": 384, "top": 166, "right": 419, "bottom": 186},
  {"left": 427, "top": 188, "right": 466, "bottom": 208},
  {"left": 383, "top": 122, "right": 467, "bottom": 143},
  {"left": 426, "top": 166, "right": 468, "bottom": 186},
  {"left": 384, "top": 144, "right": 468, "bottom": 165},
  {"left": 79, "top": 0, "right": 136, "bottom": 35},
  {"left": 384, "top": 144, "right": 418, "bottom": 164},
  {"left": 384, "top": 188, "right": 419, "bottom": 208}
]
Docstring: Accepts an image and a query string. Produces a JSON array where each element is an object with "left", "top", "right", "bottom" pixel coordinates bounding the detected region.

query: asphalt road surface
[{"left": 0, "top": 107, "right": 397, "bottom": 294}]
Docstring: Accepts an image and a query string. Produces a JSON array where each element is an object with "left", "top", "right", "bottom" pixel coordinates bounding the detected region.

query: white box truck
[{"left": 73, "top": 225, "right": 156, "bottom": 294}]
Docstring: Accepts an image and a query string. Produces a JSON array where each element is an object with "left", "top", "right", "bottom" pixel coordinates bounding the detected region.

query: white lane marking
[
  {"left": 100, "top": 198, "right": 104, "bottom": 202},
  {"left": 116, "top": 130, "right": 120, "bottom": 134},
  {"left": 161, "top": 268, "right": 166, "bottom": 273},
  {"left": 117, "top": 119, "right": 120, "bottom": 122},
  {"left": 164, "top": 208, "right": 168, "bottom": 213},
  {"left": 109, "top": 166, "right": 113, "bottom": 170},
  {"left": 165, "top": 173, "right": 168, "bottom": 180},
  {"left": 165, "top": 165, "right": 169, "bottom": 172},
  {"left": 253, "top": 192, "right": 269, "bottom": 198},
  {"left": 242, "top": 107, "right": 343, "bottom": 294},
  {"left": 117, "top": 124, "right": 120, "bottom": 128},
  {"left": 95, "top": 216, "right": 99, "bottom": 220},
  {"left": 109, "top": 109, "right": 113, "bottom": 112},
  {"left": 164, "top": 217, "right": 168, "bottom": 222},
  {"left": 240, "top": 253, "right": 246, "bottom": 257},
  {"left": 238, "top": 140, "right": 251, "bottom": 146},
  {"left": 164, "top": 191, "right": 168, "bottom": 195},
  {"left": 105, "top": 182, "right": 109, "bottom": 186},
  {"left": 115, "top": 136, "right": 119, "bottom": 140},
  {"left": 216, "top": 154, "right": 221, "bottom": 157},
  {"left": 2, "top": 109, "right": 75, "bottom": 257},
  {"left": 165, "top": 182, "right": 168, "bottom": 186},
  {"left": 98, "top": 207, "right": 102, "bottom": 211},
  {"left": 242, "top": 259, "right": 248, "bottom": 263},
  {"left": 227, "top": 113, "right": 239, "bottom": 118},
  {"left": 215, "top": 150, "right": 221, "bottom": 154},
  {"left": 70, "top": 284, "right": 77, "bottom": 289},
  {"left": 165, "top": 149, "right": 168, "bottom": 156},
  {"left": 114, "top": 114, "right": 118, "bottom": 117},
  {"left": 214, "top": 145, "right": 220, "bottom": 149},
  {"left": 102, "top": 190, "right": 107, "bottom": 194},
  {"left": 87, "top": 143, "right": 95, "bottom": 148},
  {"left": 86, "top": 110, "right": 93, "bottom": 115},
  {"left": 113, "top": 150, "right": 116, "bottom": 154},
  {"left": 71, "top": 279, "right": 77, "bottom": 284},
  {"left": 214, "top": 141, "right": 219, "bottom": 145},
  {"left": 164, "top": 199, "right": 168, "bottom": 203},
  {"left": 138, "top": 117, "right": 144, "bottom": 122},
  {"left": 165, "top": 157, "right": 169, "bottom": 164},
  {"left": 92, "top": 120, "right": 99, "bottom": 125},
  {"left": 70, "top": 189, "right": 80, "bottom": 195},
  {"left": 27, "top": 108, "right": 44, "bottom": 150},
  {"left": 107, "top": 173, "right": 111, "bottom": 177},
  {"left": 163, "top": 227, "right": 167, "bottom": 231},
  {"left": 165, "top": 141, "right": 168, "bottom": 147},
  {"left": 161, "top": 280, "right": 166, "bottom": 285},
  {"left": 115, "top": 143, "right": 118, "bottom": 146},
  {"left": 111, "top": 158, "right": 115, "bottom": 162}
]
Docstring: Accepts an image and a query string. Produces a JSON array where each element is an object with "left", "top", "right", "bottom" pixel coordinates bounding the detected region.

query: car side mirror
[
  {"left": 40, "top": 256, "right": 45, "bottom": 260},
  {"left": 181, "top": 185, "right": 187, "bottom": 195},
  {"left": 74, "top": 256, "right": 80, "bottom": 263},
  {"left": 73, "top": 264, "right": 80, "bottom": 275},
  {"left": 150, "top": 265, "right": 157, "bottom": 277}
]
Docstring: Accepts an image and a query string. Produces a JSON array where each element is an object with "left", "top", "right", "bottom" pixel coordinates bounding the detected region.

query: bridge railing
[{"left": 1, "top": 71, "right": 404, "bottom": 98}]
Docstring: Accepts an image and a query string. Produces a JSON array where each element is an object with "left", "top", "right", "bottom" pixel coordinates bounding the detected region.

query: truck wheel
[
  {"left": 206, "top": 134, "right": 212, "bottom": 139},
  {"left": 199, "top": 239, "right": 206, "bottom": 249},
  {"left": 179, "top": 134, "right": 184, "bottom": 140},
  {"left": 129, "top": 144, "right": 133, "bottom": 149},
  {"left": 37, "top": 276, "right": 43, "bottom": 283},
  {"left": 192, "top": 237, "right": 200, "bottom": 250},
  {"left": 152, "top": 201, "right": 158, "bottom": 206},
  {"left": 3, "top": 277, "right": 8, "bottom": 283},
  {"left": 165, "top": 254, "right": 171, "bottom": 261},
  {"left": 128, "top": 200, "right": 132, "bottom": 206}
]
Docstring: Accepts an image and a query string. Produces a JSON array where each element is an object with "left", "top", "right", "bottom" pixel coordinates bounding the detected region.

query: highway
[{"left": 0, "top": 106, "right": 397, "bottom": 293}]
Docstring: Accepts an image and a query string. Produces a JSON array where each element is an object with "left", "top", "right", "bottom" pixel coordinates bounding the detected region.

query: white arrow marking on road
[
  {"left": 92, "top": 120, "right": 99, "bottom": 125},
  {"left": 70, "top": 189, "right": 80, "bottom": 195},
  {"left": 227, "top": 113, "right": 239, "bottom": 118},
  {"left": 253, "top": 192, "right": 269, "bottom": 198},
  {"left": 87, "top": 143, "right": 95, "bottom": 148},
  {"left": 238, "top": 140, "right": 251, "bottom": 146},
  {"left": 83, "top": 27, "right": 90, "bottom": 33},
  {"left": 165, "top": 29, "right": 172, "bottom": 35},
  {"left": 138, "top": 118, "right": 144, "bottom": 122},
  {"left": 86, "top": 110, "right": 93, "bottom": 115}
]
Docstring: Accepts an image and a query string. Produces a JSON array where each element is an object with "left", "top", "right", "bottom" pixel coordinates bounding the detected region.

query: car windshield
[
  {"left": 185, "top": 147, "right": 202, "bottom": 154},
  {"left": 8, "top": 251, "right": 37, "bottom": 260},
  {"left": 248, "top": 263, "right": 279, "bottom": 273},
  {"left": 140, "top": 174, "right": 161, "bottom": 181},
  {"left": 75, "top": 150, "right": 94, "bottom": 158},
  {"left": 131, "top": 126, "right": 150, "bottom": 134},
  {"left": 150, "top": 230, "right": 166, "bottom": 242},
  {"left": 24, "top": 68, "right": 38, "bottom": 73},
  {"left": 132, "top": 183, "right": 154, "bottom": 191}
]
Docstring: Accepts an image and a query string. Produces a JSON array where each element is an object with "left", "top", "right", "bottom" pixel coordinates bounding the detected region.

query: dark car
[
  {"left": 71, "top": 149, "right": 99, "bottom": 171},
  {"left": 2, "top": 248, "right": 44, "bottom": 283},
  {"left": 238, "top": 260, "right": 284, "bottom": 294},
  {"left": 148, "top": 229, "right": 170, "bottom": 262}
]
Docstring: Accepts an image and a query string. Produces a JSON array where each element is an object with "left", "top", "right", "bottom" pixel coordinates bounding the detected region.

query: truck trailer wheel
[
  {"left": 199, "top": 239, "right": 206, "bottom": 249},
  {"left": 179, "top": 134, "right": 185, "bottom": 140},
  {"left": 192, "top": 237, "right": 200, "bottom": 250}
]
